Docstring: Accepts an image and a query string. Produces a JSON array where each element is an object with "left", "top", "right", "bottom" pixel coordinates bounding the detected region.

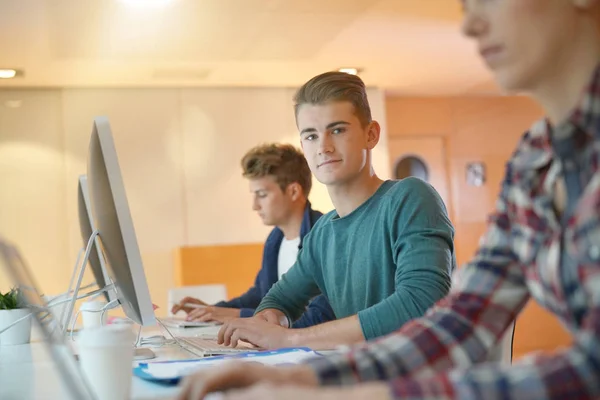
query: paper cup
[
  {"left": 80, "top": 301, "right": 107, "bottom": 328},
  {"left": 78, "top": 325, "right": 135, "bottom": 400}
]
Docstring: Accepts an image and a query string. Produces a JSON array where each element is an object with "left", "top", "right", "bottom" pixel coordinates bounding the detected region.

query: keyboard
[{"left": 177, "top": 337, "right": 260, "bottom": 357}]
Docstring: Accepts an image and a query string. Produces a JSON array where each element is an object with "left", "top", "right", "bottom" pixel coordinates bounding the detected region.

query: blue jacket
[{"left": 214, "top": 202, "right": 336, "bottom": 328}]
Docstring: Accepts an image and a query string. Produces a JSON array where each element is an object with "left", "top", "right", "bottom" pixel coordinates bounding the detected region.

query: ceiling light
[
  {"left": 0, "top": 69, "right": 17, "bottom": 79},
  {"left": 338, "top": 68, "right": 361, "bottom": 75},
  {"left": 4, "top": 100, "right": 22, "bottom": 109},
  {"left": 118, "top": 0, "right": 174, "bottom": 6}
]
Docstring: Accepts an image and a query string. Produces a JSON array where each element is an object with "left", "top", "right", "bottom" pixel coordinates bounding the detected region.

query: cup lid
[
  {"left": 79, "top": 301, "right": 106, "bottom": 311},
  {"left": 78, "top": 325, "right": 135, "bottom": 347}
]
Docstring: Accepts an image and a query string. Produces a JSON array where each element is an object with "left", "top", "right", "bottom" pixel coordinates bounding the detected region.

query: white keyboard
[{"left": 177, "top": 337, "right": 260, "bottom": 356}]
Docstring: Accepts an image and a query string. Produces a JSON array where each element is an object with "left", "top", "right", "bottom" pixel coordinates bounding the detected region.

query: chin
[{"left": 491, "top": 67, "right": 532, "bottom": 94}]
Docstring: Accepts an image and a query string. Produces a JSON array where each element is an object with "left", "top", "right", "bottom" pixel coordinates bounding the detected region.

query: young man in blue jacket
[{"left": 171, "top": 143, "right": 335, "bottom": 328}]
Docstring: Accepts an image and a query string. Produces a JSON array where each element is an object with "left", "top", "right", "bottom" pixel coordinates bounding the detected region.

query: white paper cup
[
  {"left": 78, "top": 325, "right": 136, "bottom": 400},
  {"left": 80, "top": 301, "right": 107, "bottom": 328}
]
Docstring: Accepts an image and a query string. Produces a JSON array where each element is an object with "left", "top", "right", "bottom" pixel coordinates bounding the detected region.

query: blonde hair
[
  {"left": 293, "top": 71, "right": 372, "bottom": 127},
  {"left": 241, "top": 143, "right": 312, "bottom": 196}
]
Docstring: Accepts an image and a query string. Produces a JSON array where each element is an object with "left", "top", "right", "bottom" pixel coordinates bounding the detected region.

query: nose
[
  {"left": 252, "top": 197, "right": 260, "bottom": 211},
  {"left": 318, "top": 133, "right": 334, "bottom": 156},
  {"left": 461, "top": 3, "right": 487, "bottom": 39}
]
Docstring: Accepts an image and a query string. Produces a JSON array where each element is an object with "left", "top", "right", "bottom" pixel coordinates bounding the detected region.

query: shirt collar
[{"left": 512, "top": 64, "right": 600, "bottom": 172}]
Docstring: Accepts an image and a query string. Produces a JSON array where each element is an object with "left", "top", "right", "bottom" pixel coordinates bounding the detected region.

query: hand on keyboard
[{"left": 217, "top": 316, "right": 292, "bottom": 349}]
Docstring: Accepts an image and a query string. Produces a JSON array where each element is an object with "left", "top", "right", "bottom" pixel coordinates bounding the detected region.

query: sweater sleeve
[{"left": 357, "top": 178, "right": 454, "bottom": 340}]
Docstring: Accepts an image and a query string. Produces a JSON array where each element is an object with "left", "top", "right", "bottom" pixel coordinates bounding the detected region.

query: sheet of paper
[{"left": 143, "top": 349, "right": 320, "bottom": 379}]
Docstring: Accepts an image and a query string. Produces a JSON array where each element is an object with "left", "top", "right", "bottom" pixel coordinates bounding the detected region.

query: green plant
[{"left": 0, "top": 287, "right": 25, "bottom": 310}]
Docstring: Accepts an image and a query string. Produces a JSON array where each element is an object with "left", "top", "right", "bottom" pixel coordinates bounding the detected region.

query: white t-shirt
[{"left": 277, "top": 237, "right": 301, "bottom": 280}]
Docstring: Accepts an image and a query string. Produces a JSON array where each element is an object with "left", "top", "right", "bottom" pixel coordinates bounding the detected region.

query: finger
[
  {"left": 176, "top": 375, "right": 194, "bottom": 400},
  {"left": 184, "top": 364, "right": 259, "bottom": 398},
  {"left": 223, "top": 322, "right": 240, "bottom": 347},
  {"left": 217, "top": 322, "right": 229, "bottom": 344},
  {"left": 171, "top": 304, "right": 181, "bottom": 314},
  {"left": 197, "top": 312, "right": 214, "bottom": 322},
  {"left": 230, "top": 328, "right": 242, "bottom": 348},
  {"left": 187, "top": 308, "right": 209, "bottom": 321}
]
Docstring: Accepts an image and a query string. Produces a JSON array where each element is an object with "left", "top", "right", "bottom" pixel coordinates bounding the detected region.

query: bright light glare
[{"left": 0, "top": 69, "right": 17, "bottom": 79}]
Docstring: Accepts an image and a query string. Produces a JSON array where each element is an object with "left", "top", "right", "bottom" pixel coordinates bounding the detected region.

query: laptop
[{"left": 0, "top": 238, "right": 96, "bottom": 400}]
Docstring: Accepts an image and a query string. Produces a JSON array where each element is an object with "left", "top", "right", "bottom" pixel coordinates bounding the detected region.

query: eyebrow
[{"left": 300, "top": 121, "right": 350, "bottom": 135}]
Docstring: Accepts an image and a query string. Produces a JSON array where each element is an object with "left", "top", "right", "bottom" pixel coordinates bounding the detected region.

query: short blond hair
[
  {"left": 293, "top": 71, "right": 372, "bottom": 127},
  {"left": 241, "top": 143, "right": 312, "bottom": 196}
]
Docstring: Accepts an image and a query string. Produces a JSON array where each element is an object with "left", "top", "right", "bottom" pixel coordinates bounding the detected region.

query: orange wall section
[{"left": 385, "top": 96, "right": 572, "bottom": 359}]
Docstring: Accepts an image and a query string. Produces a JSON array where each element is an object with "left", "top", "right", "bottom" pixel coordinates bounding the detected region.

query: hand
[
  {"left": 217, "top": 383, "right": 391, "bottom": 400},
  {"left": 171, "top": 297, "right": 208, "bottom": 315},
  {"left": 186, "top": 306, "right": 241, "bottom": 323},
  {"left": 176, "top": 363, "right": 318, "bottom": 400},
  {"left": 217, "top": 316, "right": 292, "bottom": 349}
]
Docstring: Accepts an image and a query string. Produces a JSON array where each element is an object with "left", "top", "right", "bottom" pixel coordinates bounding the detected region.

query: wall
[
  {"left": 386, "top": 96, "right": 572, "bottom": 359},
  {"left": 0, "top": 87, "right": 390, "bottom": 315}
]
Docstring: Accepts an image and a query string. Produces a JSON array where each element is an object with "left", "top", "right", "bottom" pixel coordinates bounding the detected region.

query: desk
[{"left": 0, "top": 324, "right": 223, "bottom": 400}]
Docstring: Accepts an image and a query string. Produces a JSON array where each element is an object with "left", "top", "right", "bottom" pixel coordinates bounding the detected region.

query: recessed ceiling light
[
  {"left": 0, "top": 69, "right": 17, "bottom": 79},
  {"left": 338, "top": 68, "right": 361, "bottom": 75},
  {"left": 119, "top": 0, "right": 173, "bottom": 6},
  {"left": 4, "top": 100, "right": 22, "bottom": 109}
]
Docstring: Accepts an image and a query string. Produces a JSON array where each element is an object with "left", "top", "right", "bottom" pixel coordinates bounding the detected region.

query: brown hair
[
  {"left": 241, "top": 143, "right": 312, "bottom": 196},
  {"left": 293, "top": 71, "right": 372, "bottom": 127}
]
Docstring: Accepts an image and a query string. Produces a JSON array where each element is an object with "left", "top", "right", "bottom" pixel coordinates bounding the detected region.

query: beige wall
[{"left": 0, "top": 87, "right": 389, "bottom": 315}]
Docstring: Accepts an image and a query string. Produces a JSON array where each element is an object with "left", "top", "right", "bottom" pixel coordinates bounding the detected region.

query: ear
[
  {"left": 366, "top": 121, "right": 381, "bottom": 150},
  {"left": 286, "top": 182, "right": 302, "bottom": 201}
]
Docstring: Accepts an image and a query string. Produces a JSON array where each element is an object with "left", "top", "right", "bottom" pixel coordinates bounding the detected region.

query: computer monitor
[
  {"left": 0, "top": 238, "right": 96, "bottom": 400},
  {"left": 77, "top": 175, "right": 114, "bottom": 303},
  {"left": 87, "top": 117, "right": 156, "bottom": 327}
]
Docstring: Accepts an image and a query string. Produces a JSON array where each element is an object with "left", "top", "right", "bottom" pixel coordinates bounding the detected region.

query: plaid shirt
[{"left": 305, "top": 68, "right": 600, "bottom": 399}]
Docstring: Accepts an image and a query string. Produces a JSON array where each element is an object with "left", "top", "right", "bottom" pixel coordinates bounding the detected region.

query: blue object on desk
[{"left": 133, "top": 347, "right": 318, "bottom": 386}]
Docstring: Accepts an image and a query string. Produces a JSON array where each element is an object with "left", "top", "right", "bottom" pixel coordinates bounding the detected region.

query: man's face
[
  {"left": 298, "top": 101, "right": 376, "bottom": 187},
  {"left": 461, "top": 0, "right": 582, "bottom": 93},
  {"left": 249, "top": 176, "right": 294, "bottom": 226}
]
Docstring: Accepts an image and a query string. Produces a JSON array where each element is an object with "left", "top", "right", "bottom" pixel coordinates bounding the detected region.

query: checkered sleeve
[{"left": 304, "top": 166, "right": 534, "bottom": 389}]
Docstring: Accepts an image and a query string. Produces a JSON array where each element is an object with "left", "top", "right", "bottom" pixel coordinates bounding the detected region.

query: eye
[
  {"left": 304, "top": 134, "right": 317, "bottom": 141},
  {"left": 332, "top": 127, "right": 346, "bottom": 135}
]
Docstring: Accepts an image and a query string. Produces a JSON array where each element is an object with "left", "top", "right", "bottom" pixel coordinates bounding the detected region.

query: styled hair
[
  {"left": 241, "top": 143, "right": 312, "bottom": 196},
  {"left": 293, "top": 71, "right": 372, "bottom": 127}
]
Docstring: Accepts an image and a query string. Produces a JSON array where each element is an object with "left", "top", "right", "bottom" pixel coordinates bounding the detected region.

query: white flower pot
[{"left": 0, "top": 308, "right": 32, "bottom": 346}]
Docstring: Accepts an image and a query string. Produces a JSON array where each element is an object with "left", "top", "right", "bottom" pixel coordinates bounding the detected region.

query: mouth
[
  {"left": 479, "top": 44, "right": 504, "bottom": 65},
  {"left": 317, "top": 159, "right": 342, "bottom": 168}
]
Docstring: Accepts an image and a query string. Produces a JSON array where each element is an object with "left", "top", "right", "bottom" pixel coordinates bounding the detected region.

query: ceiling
[{"left": 0, "top": 0, "right": 500, "bottom": 95}]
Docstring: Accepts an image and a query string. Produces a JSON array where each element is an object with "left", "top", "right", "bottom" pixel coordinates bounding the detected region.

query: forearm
[
  {"left": 256, "top": 280, "right": 319, "bottom": 324},
  {"left": 288, "top": 315, "right": 365, "bottom": 350}
]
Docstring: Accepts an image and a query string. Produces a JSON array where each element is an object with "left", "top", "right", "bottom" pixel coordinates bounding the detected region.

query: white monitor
[
  {"left": 87, "top": 117, "right": 155, "bottom": 326},
  {"left": 0, "top": 238, "right": 95, "bottom": 400},
  {"left": 77, "top": 175, "right": 115, "bottom": 303}
]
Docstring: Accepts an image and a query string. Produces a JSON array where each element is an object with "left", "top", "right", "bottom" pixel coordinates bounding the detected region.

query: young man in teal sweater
[{"left": 216, "top": 72, "right": 455, "bottom": 350}]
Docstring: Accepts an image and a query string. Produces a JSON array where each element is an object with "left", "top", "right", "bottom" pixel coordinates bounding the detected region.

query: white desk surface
[{"left": 0, "top": 323, "right": 224, "bottom": 400}]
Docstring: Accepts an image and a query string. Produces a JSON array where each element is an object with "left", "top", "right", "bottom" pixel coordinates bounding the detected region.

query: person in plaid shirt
[{"left": 177, "top": 0, "right": 600, "bottom": 399}]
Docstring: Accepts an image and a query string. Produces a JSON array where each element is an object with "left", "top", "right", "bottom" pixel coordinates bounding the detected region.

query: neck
[
  {"left": 328, "top": 164, "right": 384, "bottom": 218},
  {"left": 278, "top": 199, "right": 306, "bottom": 240},
  {"left": 530, "top": 31, "right": 600, "bottom": 126}
]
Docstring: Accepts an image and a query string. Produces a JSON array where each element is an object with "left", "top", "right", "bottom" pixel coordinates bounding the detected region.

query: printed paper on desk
[{"left": 139, "top": 348, "right": 319, "bottom": 380}]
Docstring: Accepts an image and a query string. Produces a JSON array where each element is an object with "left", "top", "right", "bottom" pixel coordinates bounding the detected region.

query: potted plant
[{"left": 0, "top": 287, "right": 31, "bottom": 345}]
